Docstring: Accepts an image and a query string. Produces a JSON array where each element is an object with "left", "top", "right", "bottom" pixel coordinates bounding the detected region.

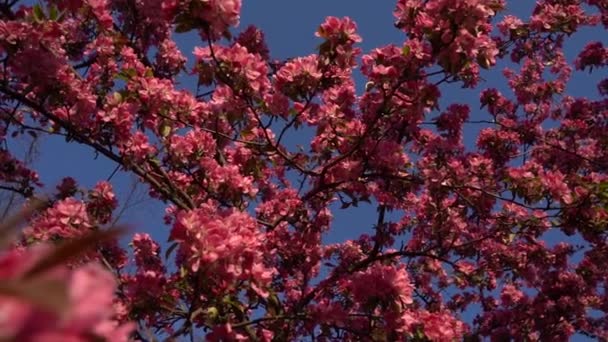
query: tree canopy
[{"left": 1, "top": 0, "right": 608, "bottom": 341}]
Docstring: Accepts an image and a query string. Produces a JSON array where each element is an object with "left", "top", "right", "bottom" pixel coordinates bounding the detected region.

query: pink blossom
[
  {"left": 235, "top": 25, "right": 270, "bottom": 60},
  {"left": 87, "top": 0, "right": 113, "bottom": 29},
  {"left": 25, "top": 198, "right": 92, "bottom": 242},
  {"left": 575, "top": 42, "right": 608, "bottom": 71},
  {"left": 541, "top": 170, "right": 573, "bottom": 204},
  {"left": 417, "top": 310, "right": 467, "bottom": 342},
  {"left": 120, "top": 131, "right": 157, "bottom": 163},
  {"left": 87, "top": 181, "right": 118, "bottom": 224},
  {"left": 170, "top": 204, "right": 274, "bottom": 293},
  {"left": 344, "top": 264, "right": 414, "bottom": 306},
  {"left": 276, "top": 55, "right": 322, "bottom": 100},
  {"left": 0, "top": 248, "right": 133, "bottom": 341},
  {"left": 501, "top": 284, "right": 525, "bottom": 306},
  {"left": 497, "top": 15, "right": 526, "bottom": 37},
  {"left": 316, "top": 16, "right": 362, "bottom": 44},
  {"left": 194, "top": 43, "right": 269, "bottom": 94}
]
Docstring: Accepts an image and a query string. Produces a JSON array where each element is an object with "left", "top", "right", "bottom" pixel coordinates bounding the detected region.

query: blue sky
[{"left": 13, "top": 1, "right": 607, "bottom": 336}]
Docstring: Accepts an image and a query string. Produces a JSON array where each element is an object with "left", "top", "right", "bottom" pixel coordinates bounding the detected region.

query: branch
[{"left": 0, "top": 85, "right": 193, "bottom": 211}]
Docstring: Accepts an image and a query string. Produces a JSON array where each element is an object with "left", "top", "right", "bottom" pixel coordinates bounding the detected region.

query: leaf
[
  {"left": 240, "top": 129, "right": 254, "bottom": 140},
  {"left": 0, "top": 279, "right": 68, "bottom": 314},
  {"left": 32, "top": 4, "right": 45, "bottom": 22},
  {"left": 180, "top": 266, "right": 188, "bottom": 278},
  {"left": 222, "top": 295, "right": 244, "bottom": 314},
  {"left": 402, "top": 44, "right": 411, "bottom": 57},
  {"left": 116, "top": 68, "right": 137, "bottom": 81},
  {"left": 205, "top": 307, "right": 219, "bottom": 322},
  {"left": 266, "top": 292, "right": 282, "bottom": 316},
  {"left": 48, "top": 4, "right": 58, "bottom": 21},
  {"left": 159, "top": 122, "right": 172, "bottom": 138},
  {"left": 23, "top": 226, "right": 126, "bottom": 279},
  {"left": 112, "top": 91, "right": 122, "bottom": 103},
  {"left": 413, "top": 327, "right": 427, "bottom": 340}
]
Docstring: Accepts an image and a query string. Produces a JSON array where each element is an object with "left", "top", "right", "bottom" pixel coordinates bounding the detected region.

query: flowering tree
[{"left": 1, "top": 0, "right": 608, "bottom": 340}]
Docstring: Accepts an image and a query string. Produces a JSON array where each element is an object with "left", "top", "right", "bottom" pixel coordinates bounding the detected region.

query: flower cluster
[
  {"left": 170, "top": 203, "right": 274, "bottom": 295},
  {"left": 0, "top": 243, "right": 132, "bottom": 341},
  {"left": 394, "top": 0, "right": 502, "bottom": 81}
]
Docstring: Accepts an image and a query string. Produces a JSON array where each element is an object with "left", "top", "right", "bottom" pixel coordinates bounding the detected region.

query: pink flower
[
  {"left": 575, "top": 42, "right": 608, "bottom": 71},
  {"left": 202, "top": 0, "right": 242, "bottom": 36},
  {"left": 194, "top": 44, "right": 269, "bottom": 94},
  {"left": 207, "top": 323, "right": 247, "bottom": 341},
  {"left": 541, "top": 170, "right": 573, "bottom": 204},
  {"left": 87, "top": 0, "right": 113, "bottom": 29},
  {"left": 435, "top": 104, "right": 470, "bottom": 140},
  {"left": 417, "top": 310, "right": 467, "bottom": 342},
  {"left": 25, "top": 198, "right": 92, "bottom": 242},
  {"left": 131, "top": 233, "right": 165, "bottom": 273},
  {"left": 456, "top": 260, "right": 476, "bottom": 276},
  {"left": 56, "top": 177, "right": 78, "bottom": 198},
  {"left": 169, "top": 129, "right": 216, "bottom": 165},
  {"left": 316, "top": 16, "right": 362, "bottom": 68},
  {"left": 498, "top": 15, "right": 526, "bottom": 37},
  {"left": 87, "top": 181, "right": 118, "bottom": 224},
  {"left": 275, "top": 55, "right": 322, "bottom": 100},
  {"left": 235, "top": 25, "right": 270, "bottom": 60},
  {"left": 367, "top": 140, "right": 410, "bottom": 171},
  {"left": 170, "top": 204, "right": 274, "bottom": 294},
  {"left": 316, "top": 16, "right": 362, "bottom": 44},
  {"left": 155, "top": 39, "right": 186, "bottom": 77},
  {"left": 344, "top": 264, "right": 414, "bottom": 306},
  {"left": 120, "top": 131, "right": 157, "bottom": 163},
  {"left": 501, "top": 284, "right": 525, "bottom": 306},
  {"left": 0, "top": 248, "right": 133, "bottom": 341}
]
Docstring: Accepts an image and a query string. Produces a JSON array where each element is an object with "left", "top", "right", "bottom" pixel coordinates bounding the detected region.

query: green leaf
[
  {"left": 32, "top": 4, "right": 45, "bottom": 22},
  {"left": 159, "top": 122, "right": 172, "bottom": 138},
  {"left": 206, "top": 306, "right": 219, "bottom": 320},
  {"left": 48, "top": 4, "right": 58, "bottom": 21},
  {"left": 112, "top": 91, "right": 122, "bottom": 103},
  {"left": 266, "top": 292, "right": 283, "bottom": 316},
  {"left": 402, "top": 44, "right": 411, "bottom": 57},
  {"left": 117, "top": 68, "right": 137, "bottom": 81},
  {"left": 180, "top": 266, "right": 188, "bottom": 278}
]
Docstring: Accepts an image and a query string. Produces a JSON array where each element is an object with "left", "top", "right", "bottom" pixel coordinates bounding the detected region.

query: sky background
[{"left": 9, "top": 1, "right": 607, "bottom": 337}]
